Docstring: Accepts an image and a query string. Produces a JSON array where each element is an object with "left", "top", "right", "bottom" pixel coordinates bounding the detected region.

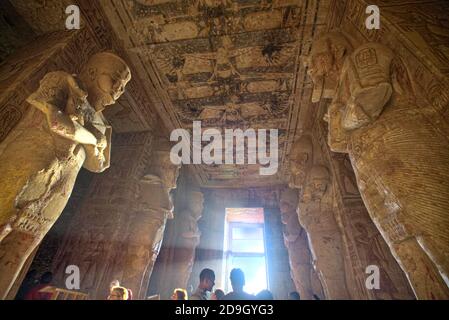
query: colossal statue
[
  {"left": 307, "top": 30, "right": 449, "bottom": 298},
  {"left": 0, "top": 52, "right": 130, "bottom": 299},
  {"left": 119, "top": 149, "right": 181, "bottom": 298},
  {"left": 298, "top": 165, "right": 351, "bottom": 299},
  {"left": 280, "top": 188, "right": 324, "bottom": 300},
  {"left": 169, "top": 190, "right": 204, "bottom": 292}
]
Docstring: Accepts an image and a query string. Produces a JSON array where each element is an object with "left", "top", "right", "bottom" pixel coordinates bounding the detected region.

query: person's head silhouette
[{"left": 230, "top": 268, "right": 245, "bottom": 292}]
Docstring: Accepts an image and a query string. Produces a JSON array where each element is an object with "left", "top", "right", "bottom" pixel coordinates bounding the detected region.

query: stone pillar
[
  {"left": 289, "top": 135, "right": 349, "bottom": 299},
  {"left": 264, "top": 206, "right": 297, "bottom": 300},
  {"left": 279, "top": 188, "right": 324, "bottom": 300},
  {"left": 298, "top": 165, "right": 351, "bottom": 299},
  {"left": 187, "top": 190, "right": 227, "bottom": 294},
  {"left": 115, "top": 145, "right": 181, "bottom": 299},
  {"left": 163, "top": 190, "right": 204, "bottom": 296},
  {"left": 51, "top": 133, "right": 180, "bottom": 299},
  {"left": 307, "top": 30, "right": 449, "bottom": 299}
]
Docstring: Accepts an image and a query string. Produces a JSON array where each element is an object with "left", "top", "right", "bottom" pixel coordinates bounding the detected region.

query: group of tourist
[
  {"left": 16, "top": 268, "right": 304, "bottom": 300},
  {"left": 171, "top": 268, "right": 302, "bottom": 301},
  {"left": 16, "top": 270, "right": 134, "bottom": 300}
]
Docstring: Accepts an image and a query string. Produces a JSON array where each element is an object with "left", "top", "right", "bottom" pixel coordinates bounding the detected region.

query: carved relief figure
[
  {"left": 169, "top": 190, "right": 204, "bottom": 291},
  {"left": 280, "top": 188, "right": 323, "bottom": 300},
  {"left": 187, "top": 36, "right": 245, "bottom": 81},
  {"left": 298, "top": 165, "right": 351, "bottom": 299},
  {"left": 307, "top": 30, "right": 449, "bottom": 298},
  {"left": 0, "top": 52, "right": 131, "bottom": 299},
  {"left": 77, "top": 221, "right": 109, "bottom": 292},
  {"left": 385, "top": 7, "right": 449, "bottom": 68},
  {"left": 198, "top": 95, "right": 268, "bottom": 125},
  {"left": 352, "top": 220, "right": 414, "bottom": 300}
]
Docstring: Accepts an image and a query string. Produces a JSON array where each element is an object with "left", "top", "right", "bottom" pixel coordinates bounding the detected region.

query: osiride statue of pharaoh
[
  {"left": 0, "top": 52, "right": 131, "bottom": 299},
  {"left": 306, "top": 30, "right": 449, "bottom": 299}
]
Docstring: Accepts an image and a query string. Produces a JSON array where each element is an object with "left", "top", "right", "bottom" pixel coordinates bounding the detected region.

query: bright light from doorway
[{"left": 223, "top": 208, "right": 268, "bottom": 295}]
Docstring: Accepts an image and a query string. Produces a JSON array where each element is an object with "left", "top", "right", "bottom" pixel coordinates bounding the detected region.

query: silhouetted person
[
  {"left": 256, "top": 289, "right": 274, "bottom": 300},
  {"left": 109, "top": 280, "right": 132, "bottom": 300},
  {"left": 108, "top": 286, "right": 129, "bottom": 300},
  {"left": 24, "top": 272, "right": 54, "bottom": 300},
  {"left": 289, "top": 291, "right": 301, "bottom": 300},
  {"left": 212, "top": 289, "right": 225, "bottom": 300},
  {"left": 171, "top": 288, "right": 188, "bottom": 300},
  {"left": 190, "top": 268, "right": 215, "bottom": 300},
  {"left": 16, "top": 269, "right": 38, "bottom": 300},
  {"left": 223, "top": 268, "right": 255, "bottom": 300}
]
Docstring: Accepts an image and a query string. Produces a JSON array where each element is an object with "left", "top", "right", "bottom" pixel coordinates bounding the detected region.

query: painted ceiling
[{"left": 7, "top": 0, "right": 332, "bottom": 187}]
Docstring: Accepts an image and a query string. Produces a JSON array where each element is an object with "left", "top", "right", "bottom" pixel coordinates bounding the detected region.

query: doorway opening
[{"left": 222, "top": 207, "right": 268, "bottom": 295}]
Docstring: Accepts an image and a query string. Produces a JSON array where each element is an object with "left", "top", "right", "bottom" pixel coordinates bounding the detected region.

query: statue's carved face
[
  {"left": 280, "top": 189, "right": 298, "bottom": 216},
  {"left": 290, "top": 152, "right": 309, "bottom": 171},
  {"left": 280, "top": 205, "right": 299, "bottom": 227},
  {"left": 289, "top": 153, "right": 309, "bottom": 187},
  {"left": 192, "top": 206, "right": 203, "bottom": 220},
  {"left": 159, "top": 165, "right": 180, "bottom": 190},
  {"left": 309, "top": 178, "right": 329, "bottom": 199},
  {"left": 137, "top": 178, "right": 174, "bottom": 214},
  {"left": 150, "top": 151, "right": 181, "bottom": 189},
  {"left": 307, "top": 49, "right": 334, "bottom": 81},
  {"left": 81, "top": 52, "right": 131, "bottom": 111},
  {"left": 303, "top": 166, "right": 330, "bottom": 201},
  {"left": 289, "top": 137, "right": 313, "bottom": 188},
  {"left": 190, "top": 195, "right": 204, "bottom": 218},
  {"left": 96, "top": 67, "right": 131, "bottom": 105},
  {"left": 280, "top": 198, "right": 295, "bottom": 214}
]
